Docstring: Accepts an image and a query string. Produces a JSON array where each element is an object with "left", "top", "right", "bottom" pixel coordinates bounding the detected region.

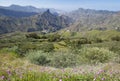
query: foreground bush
[
  {"left": 26, "top": 51, "right": 78, "bottom": 68},
  {"left": 27, "top": 51, "right": 50, "bottom": 65},
  {"left": 79, "top": 47, "right": 114, "bottom": 64},
  {"left": 26, "top": 47, "right": 116, "bottom": 68},
  {"left": 50, "top": 51, "right": 78, "bottom": 68}
]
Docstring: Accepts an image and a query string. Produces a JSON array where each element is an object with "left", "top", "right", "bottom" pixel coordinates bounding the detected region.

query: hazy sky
[{"left": 0, "top": 0, "right": 120, "bottom": 11}]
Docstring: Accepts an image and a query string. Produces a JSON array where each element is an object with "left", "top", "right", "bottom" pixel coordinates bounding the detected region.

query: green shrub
[
  {"left": 26, "top": 47, "right": 116, "bottom": 67},
  {"left": 39, "top": 43, "right": 55, "bottom": 52},
  {"left": 27, "top": 50, "right": 79, "bottom": 68},
  {"left": 64, "top": 38, "right": 71, "bottom": 45},
  {"left": 16, "top": 42, "right": 54, "bottom": 56},
  {"left": 70, "top": 32, "right": 77, "bottom": 36},
  {"left": 48, "top": 34, "right": 61, "bottom": 42},
  {"left": 39, "top": 35, "right": 47, "bottom": 39},
  {"left": 50, "top": 51, "right": 78, "bottom": 68},
  {"left": 109, "top": 43, "right": 120, "bottom": 63},
  {"left": 26, "top": 33, "right": 40, "bottom": 39},
  {"left": 78, "top": 37, "right": 91, "bottom": 44},
  {"left": 27, "top": 51, "right": 50, "bottom": 65},
  {"left": 64, "top": 38, "right": 91, "bottom": 49},
  {"left": 79, "top": 47, "right": 114, "bottom": 64},
  {"left": 93, "top": 37, "right": 103, "bottom": 43},
  {"left": 109, "top": 44, "right": 120, "bottom": 54},
  {"left": 16, "top": 43, "right": 39, "bottom": 56},
  {"left": 111, "top": 36, "right": 120, "bottom": 41}
]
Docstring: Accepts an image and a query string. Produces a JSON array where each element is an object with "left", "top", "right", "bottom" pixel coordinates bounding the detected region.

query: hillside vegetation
[{"left": 0, "top": 30, "right": 120, "bottom": 81}]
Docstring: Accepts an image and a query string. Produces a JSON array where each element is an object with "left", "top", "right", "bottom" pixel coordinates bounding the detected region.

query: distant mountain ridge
[
  {"left": 0, "top": 9, "right": 72, "bottom": 34},
  {"left": 0, "top": 8, "right": 38, "bottom": 18},
  {"left": 0, "top": 4, "right": 66, "bottom": 14},
  {"left": 0, "top": 4, "right": 120, "bottom": 34},
  {"left": 0, "top": 4, "right": 64, "bottom": 18},
  {"left": 66, "top": 8, "right": 120, "bottom": 31},
  {"left": 68, "top": 8, "right": 116, "bottom": 21}
]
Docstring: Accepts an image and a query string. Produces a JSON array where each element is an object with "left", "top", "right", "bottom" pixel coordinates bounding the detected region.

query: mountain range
[
  {"left": 0, "top": 4, "right": 120, "bottom": 34},
  {"left": 0, "top": 9, "right": 72, "bottom": 34},
  {"left": 67, "top": 8, "right": 120, "bottom": 31},
  {"left": 0, "top": 4, "right": 65, "bottom": 15}
]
